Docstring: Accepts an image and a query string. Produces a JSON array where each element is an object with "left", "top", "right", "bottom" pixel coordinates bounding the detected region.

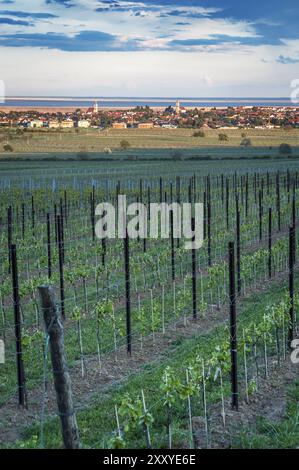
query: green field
[
  {"left": 0, "top": 158, "right": 298, "bottom": 449},
  {"left": 0, "top": 127, "right": 299, "bottom": 156}
]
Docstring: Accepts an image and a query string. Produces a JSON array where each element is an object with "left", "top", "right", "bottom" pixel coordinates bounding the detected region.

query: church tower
[
  {"left": 175, "top": 99, "right": 180, "bottom": 114},
  {"left": 94, "top": 100, "right": 99, "bottom": 114}
]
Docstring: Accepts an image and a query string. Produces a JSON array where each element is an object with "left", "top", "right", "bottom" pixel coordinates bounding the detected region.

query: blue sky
[{"left": 0, "top": 0, "right": 298, "bottom": 96}]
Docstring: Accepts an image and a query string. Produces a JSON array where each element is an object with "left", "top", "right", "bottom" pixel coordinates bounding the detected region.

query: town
[{"left": 0, "top": 100, "right": 298, "bottom": 130}]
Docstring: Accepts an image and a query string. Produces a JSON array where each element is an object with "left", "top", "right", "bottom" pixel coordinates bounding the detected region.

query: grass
[
  {"left": 0, "top": 127, "right": 299, "bottom": 155},
  {"left": 0, "top": 157, "right": 298, "bottom": 450},
  {"left": 232, "top": 380, "right": 299, "bottom": 449},
  {"left": 4, "top": 272, "right": 298, "bottom": 449}
]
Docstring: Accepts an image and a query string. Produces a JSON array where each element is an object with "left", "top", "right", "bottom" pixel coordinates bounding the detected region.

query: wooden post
[
  {"left": 57, "top": 215, "right": 65, "bottom": 320},
  {"left": 54, "top": 204, "right": 58, "bottom": 244},
  {"left": 259, "top": 190, "right": 263, "bottom": 241},
  {"left": 59, "top": 199, "right": 65, "bottom": 263},
  {"left": 11, "top": 244, "right": 27, "bottom": 408},
  {"left": 124, "top": 231, "right": 132, "bottom": 355},
  {"left": 90, "top": 186, "right": 95, "bottom": 242},
  {"left": 226, "top": 179, "right": 229, "bottom": 230},
  {"left": 7, "top": 206, "right": 12, "bottom": 273},
  {"left": 170, "top": 209, "right": 175, "bottom": 281},
  {"left": 176, "top": 178, "right": 180, "bottom": 248},
  {"left": 288, "top": 226, "right": 295, "bottom": 348},
  {"left": 31, "top": 195, "right": 35, "bottom": 237},
  {"left": 159, "top": 177, "right": 163, "bottom": 204},
  {"left": 207, "top": 200, "right": 211, "bottom": 267},
  {"left": 287, "top": 170, "right": 290, "bottom": 203},
  {"left": 276, "top": 173, "right": 281, "bottom": 231},
  {"left": 228, "top": 242, "right": 238, "bottom": 411},
  {"left": 203, "top": 190, "right": 207, "bottom": 240},
  {"left": 191, "top": 217, "right": 197, "bottom": 320},
  {"left": 292, "top": 186, "right": 296, "bottom": 263},
  {"left": 64, "top": 189, "right": 68, "bottom": 225},
  {"left": 221, "top": 174, "right": 224, "bottom": 205},
  {"left": 38, "top": 286, "right": 80, "bottom": 449},
  {"left": 21, "top": 203, "right": 25, "bottom": 239},
  {"left": 47, "top": 213, "right": 52, "bottom": 279},
  {"left": 236, "top": 209, "right": 241, "bottom": 295},
  {"left": 268, "top": 208, "right": 272, "bottom": 278},
  {"left": 102, "top": 237, "right": 106, "bottom": 267},
  {"left": 245, "top": 174, "right": 248, "bottom": 219}
]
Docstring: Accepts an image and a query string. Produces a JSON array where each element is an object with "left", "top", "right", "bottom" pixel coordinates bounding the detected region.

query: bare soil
[
  {"left": 0, "top": 261, "right": 296, "bottom": 446},
  {"left": 192, "top": 357, "right": 299, "bottom": 449}
]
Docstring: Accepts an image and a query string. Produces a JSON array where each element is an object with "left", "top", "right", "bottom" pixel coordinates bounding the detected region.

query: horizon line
[{"left": 5, "top": 96, "right": 293, "bottom": 100}]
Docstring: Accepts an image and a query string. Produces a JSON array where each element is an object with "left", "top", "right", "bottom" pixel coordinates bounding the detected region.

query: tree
[
  {"left": 240, "top": 138, "right": 252, "bottom": 147},
  {"left": 3, "top": 144, "right": 13, "bottom": 152},
  {"left": 164, "top": 106, "right": 175, "bottom": 115},
  {"left": 172, "top": 150, "right": 183, "bottom": 160},
  {"left": 100, "top": 115, "right": 112, "bottom": 128},
  {"left": 120, "top": 139, "right": 130, "bottom": 150},
  {"left": 279, "top": 143, "right": 292, "bottom": 155},
  {"left": 193, "top": 130, "right": 205, "bottom": 137},
  {"left": 76, "top": 151, "right": 90, "bottom": 160},
  {"left": 218, "top": 133, "right": 228, "bottom": 142},
  {"left": 194, "top": 116, "right": 204, "bottom": 128}
]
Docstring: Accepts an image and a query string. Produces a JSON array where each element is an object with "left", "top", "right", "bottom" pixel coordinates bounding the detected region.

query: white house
[
  {"left": 78, "top": 120, "right": 91, "bottom": 128},
  {"left": 29, "top": 119, "right": 44, "bottom": 128},
  {"left": 61, "top": 120, "right": 74, "bottom": 129},
  {"left": 49, "top": 120, "right": 60, "bottom": 129}
]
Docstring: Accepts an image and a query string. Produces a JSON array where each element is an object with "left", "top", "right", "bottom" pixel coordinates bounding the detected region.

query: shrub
[
  {"left": 279, "top": 143, "right": 292, "bottom": 155},
  {"left": 3, "top": 144, "right": 13, "bottom": 152},
  {"left": 120, "top": 139, "right": 130, "bottom": 150},
  {"left": 193, "top": 130, "right": 205, "bottom": 137},
  {"left": 241, "top": 132, "right": 247, "bottom": 138},
  {"left": 76, "top": 151, "right": 90, "bottom": 160},
  {"left": 171, "top": 150, "right": 183, "bottom": 160},
  {"left": 240, "top": 138, "right": 252, "bottom": 147},
  {"left": 218, "top": 133, "right": 228, "bottom": 142}
]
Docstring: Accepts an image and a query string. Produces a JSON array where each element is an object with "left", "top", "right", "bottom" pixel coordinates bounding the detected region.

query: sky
[{"left": 0, "top": 0, "right": 298, "bottom": 97}]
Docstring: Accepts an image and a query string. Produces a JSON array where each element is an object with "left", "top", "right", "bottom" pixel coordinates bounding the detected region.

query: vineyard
[{"left": 0, "top": 158, "right": 298, "bottom": 449}]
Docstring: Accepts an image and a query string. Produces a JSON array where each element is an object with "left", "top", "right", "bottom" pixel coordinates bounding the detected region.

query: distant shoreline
[
  {"left": 0, "top": 96, "right": 296, "bottom": 111},
  {"left": 0, "top": 104, "right": 296, "bottom": 113},
  {"left": 0, "top": 105, "right": 225, "bottom": 112},
  {"left": 4, "top": 96, "right": 292, "bottom": 101}
]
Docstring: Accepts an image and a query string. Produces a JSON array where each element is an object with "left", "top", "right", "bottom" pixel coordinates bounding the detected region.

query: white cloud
[
  {"left": 0, "top": 44, "right": 297, "bottom": 97},
  {"left": 0, "top": 1, "right": 298, "bottom": 96}
]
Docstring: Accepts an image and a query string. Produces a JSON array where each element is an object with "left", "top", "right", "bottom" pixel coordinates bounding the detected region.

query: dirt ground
[
  {"left": 192, "top": 357, "right": 299, "bottom": 449},
  {"left": 0, "top": 260, "right": 297, "bottom": 447},
  {"left": 0, "top": 305, "right": 225, "bottom": 445}
]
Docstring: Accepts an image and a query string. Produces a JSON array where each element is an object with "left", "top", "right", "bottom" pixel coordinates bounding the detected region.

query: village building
[
  {"left": 86, "top": 100, "right": 99, "bottom": 115},
  {"left": 0, "top": 101, "right": 298, "bottom": 131},
  {"left": 138, "top": 122, "right": 154, "bottom": 129},
  {"left": 29, "top": 119, "right": 44, "bottom": 128},
  {"left": 0, "top": 118, "right": 10, "bottom": 127},
  {"left": 61, "top": 120, "right": 74, "bottom": 128},
  {"left": 112, "top": 122, "right": 127, "bottom": 129},
  {"left": 48, "top": 120, "right": 60, "bottom": 129},
  {"left": 77, "top": 120, "right": 91, "bottom": 128}
]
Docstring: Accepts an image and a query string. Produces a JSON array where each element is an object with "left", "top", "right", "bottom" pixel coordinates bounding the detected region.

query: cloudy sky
[{"left": 0, "top": 0, "right": 298, "bottom": 96}]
